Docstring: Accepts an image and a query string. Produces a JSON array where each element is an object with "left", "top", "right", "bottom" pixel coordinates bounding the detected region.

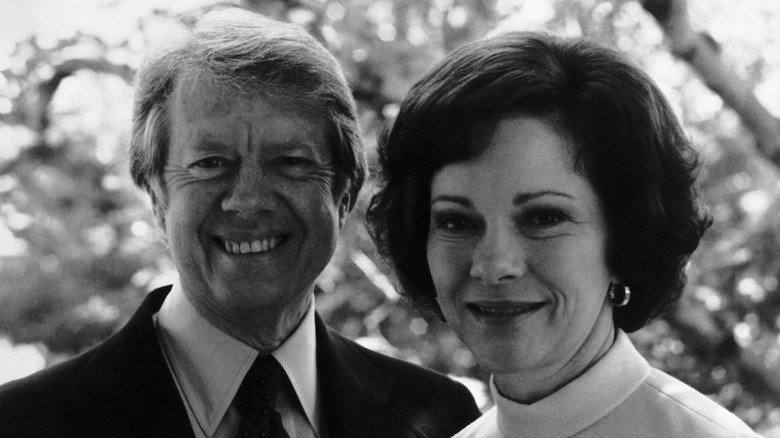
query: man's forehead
[
  {"left": 166, "top": 77, "right": 332, "bottom": 157},
  {"left": 169, "top": 74, "right": 323, "bottom": 124},
  {"left": 170, "top": 77, "right": 243, "bottom": 119}
]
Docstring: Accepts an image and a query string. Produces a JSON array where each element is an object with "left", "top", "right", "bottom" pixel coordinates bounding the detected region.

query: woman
[{"left": 367, "top": 32, "right": 761, "bottom": 437}]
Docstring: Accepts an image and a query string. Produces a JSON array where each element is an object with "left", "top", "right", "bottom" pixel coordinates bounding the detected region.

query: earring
[{"left": 609, "top": 282, "right": 631, "bottom": 307}]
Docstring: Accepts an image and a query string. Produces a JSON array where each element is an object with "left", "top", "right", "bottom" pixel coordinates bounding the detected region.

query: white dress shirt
[
  {"left": 454, "top": 331, "right": 760, "bottom": 438},
  {"left": 155, "top": 282, "right": 325, "bottom": 438}
]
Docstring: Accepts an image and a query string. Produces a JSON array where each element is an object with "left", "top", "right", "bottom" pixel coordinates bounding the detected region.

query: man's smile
[{"left": 218, "top": 236, "right": 288, "bottom": 255}]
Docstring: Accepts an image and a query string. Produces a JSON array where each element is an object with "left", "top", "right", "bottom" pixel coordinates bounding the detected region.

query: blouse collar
[{"left": 492, "top": 330, "right": 650, "bottom": 437}]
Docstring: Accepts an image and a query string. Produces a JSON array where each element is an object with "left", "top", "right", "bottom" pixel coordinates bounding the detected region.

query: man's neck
[{"left": 185, "top": 287, "right": 313, "bottom": 353}]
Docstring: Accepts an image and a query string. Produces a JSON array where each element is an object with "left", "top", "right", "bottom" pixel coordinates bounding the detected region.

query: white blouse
[{"left": 454, "top": 331, "right": 761, "bottom": 438}]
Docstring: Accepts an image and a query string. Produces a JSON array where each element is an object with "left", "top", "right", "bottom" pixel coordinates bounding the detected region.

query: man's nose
[
  {"left": 221, "top": 167, "right": 275, "bottom": 217},
  {"left": 469, "top": 226, "right": 526, "bottom": 285}
]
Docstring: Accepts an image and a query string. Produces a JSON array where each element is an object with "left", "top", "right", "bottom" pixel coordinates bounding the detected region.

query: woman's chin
[{"left": 461, "top": 329, "right": 546, "bottom": 376}]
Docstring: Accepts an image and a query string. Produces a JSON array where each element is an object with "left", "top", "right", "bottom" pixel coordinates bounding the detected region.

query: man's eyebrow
[
  {"left": 189, "top": 136, "right": 323, "bottom": 153},
  {"left": 430, "top": 195, "right": 473, "bottom": 208},
  {"left": 513, "top": 191, "right": 573, "bottom": 205},
  {"left": 271, "top": 140, "right": 322, "bottom": 151},
  {"left": 192, "top": 139, "right": 230, "bottom": 150}
]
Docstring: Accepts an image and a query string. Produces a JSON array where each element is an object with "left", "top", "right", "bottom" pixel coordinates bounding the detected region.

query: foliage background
[{"left": 1, "top": 0, "right": 779, "bottom": 435}]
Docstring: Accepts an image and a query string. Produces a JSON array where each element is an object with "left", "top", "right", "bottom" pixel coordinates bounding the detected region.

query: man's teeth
[{"left": 224, "top": 237, "right": 280, "bottom": 254}]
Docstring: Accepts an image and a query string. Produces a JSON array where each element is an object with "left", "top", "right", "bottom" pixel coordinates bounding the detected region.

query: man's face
[{"left": 158, "top": 81, "right": 347, "bottom": 323}]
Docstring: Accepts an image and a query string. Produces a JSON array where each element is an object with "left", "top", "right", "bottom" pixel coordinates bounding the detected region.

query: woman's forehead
[{"left": 430, "top": 117, "right": 585, "bottom": 197}]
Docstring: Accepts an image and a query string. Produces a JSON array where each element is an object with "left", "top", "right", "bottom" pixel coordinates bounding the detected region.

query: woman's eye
[
  {"left": 519, "top": 209, "right": 570, "bottom": 236},
  {"left": 436, "top": 216, "right": 474, "bottom": 232},
  {"left": 527, "top": 211, "right": 565, "bottom": 227}
]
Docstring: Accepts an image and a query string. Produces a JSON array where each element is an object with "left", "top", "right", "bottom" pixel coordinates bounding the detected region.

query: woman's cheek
[{"left": 429, "top": 240, "right": 471, "bottom": 299}]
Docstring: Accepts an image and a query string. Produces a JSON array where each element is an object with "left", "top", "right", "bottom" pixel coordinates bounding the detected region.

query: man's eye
[
  {"left": 280, "top": 156, "right": 309, "bottom": 166},
  {"left": 193, "top": 157, "right": 227, "bottom": 168}
]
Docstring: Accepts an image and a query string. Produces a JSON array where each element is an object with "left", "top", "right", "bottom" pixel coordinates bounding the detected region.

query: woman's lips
[{"left": 466, "top": 301, "right": 546, "bottom": 321}]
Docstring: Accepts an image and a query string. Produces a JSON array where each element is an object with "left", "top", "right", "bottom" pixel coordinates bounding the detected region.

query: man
[{"left": 0, "top": 8, "right": 480, "bottom": 438}]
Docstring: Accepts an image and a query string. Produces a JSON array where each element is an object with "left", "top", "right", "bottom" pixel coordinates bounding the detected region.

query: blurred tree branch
[
  {"left": 1, "top": 55, "right": 133, "bottom": 177},
  {"left": 639, "top": 0, "right": 780, "bottom": 165},
  {"left": 0, "top": 36, "right": 151, "bottom": 354},
  {"left": 27, "top": 58, "right": 133, "bottom": 133},
  {"left": 668, "top": 300, "right": 780, "bottom": 403}
]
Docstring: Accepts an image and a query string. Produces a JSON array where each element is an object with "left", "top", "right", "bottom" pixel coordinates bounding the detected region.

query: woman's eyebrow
[
  {"left": 431, "top": 191, "right": 574, "bottom": 207},
  {"left": 513, "top": 191, "right": 573, "bottom": 205},
  {"left": 430, "top": 195, "right": 472, "bottom": 208}
]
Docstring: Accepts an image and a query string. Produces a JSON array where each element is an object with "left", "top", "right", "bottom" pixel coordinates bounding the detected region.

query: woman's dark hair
[{"left": 366, "top": 32, "right": 711, "bottom": 333}]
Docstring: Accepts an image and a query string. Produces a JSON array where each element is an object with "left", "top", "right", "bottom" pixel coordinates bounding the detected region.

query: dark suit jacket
[{"left": 0, "top": 286, "right": 480, "bottom": 437}]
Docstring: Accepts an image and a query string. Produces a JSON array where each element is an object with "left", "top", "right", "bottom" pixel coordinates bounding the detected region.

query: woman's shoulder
[{"left": 623, "top": 367, "right": 761, "bottom": 437}]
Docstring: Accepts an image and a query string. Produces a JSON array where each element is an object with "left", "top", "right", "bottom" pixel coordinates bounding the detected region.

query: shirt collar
[
  {"left": 273, "top": 293, "right": 320, "bottom": 435},
  {"left": 492, "top": 330, "right": 650, "bottom": 438},
  {"left": 157, "top": 282, "right": 319, "bottom": 437}
]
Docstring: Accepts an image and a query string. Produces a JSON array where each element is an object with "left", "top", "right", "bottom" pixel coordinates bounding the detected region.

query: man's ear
[
  {"left": 147, "top": 179, "right": 168, "bottom": 236},
  {"left": 337, "top": 190, "right": 351, "bottom": 228}
]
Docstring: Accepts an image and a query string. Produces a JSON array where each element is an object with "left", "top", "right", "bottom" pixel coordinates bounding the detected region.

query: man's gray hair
[{"left": 130, "top": 7, "right": 366, "bottom": 212}]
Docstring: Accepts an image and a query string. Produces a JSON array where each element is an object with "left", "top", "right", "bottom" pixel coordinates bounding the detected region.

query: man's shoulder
[
  {"left": 320, "top": 322, "right": 478, "bottom": 404},
  {"left": 0, "top": 346, "right": 95, "bottom": 391},
  {"left": 0, "top": 355, "right": 75, "bottom": 402},
  {"left": 0, "top": 287, "right": 169, "bottom": 400},
  {"left": 0, "top": 287, "right": 175, "bottom": 437},
  {"left": 0, "top": 345, "right": 102, "bottom": 436},
  {"left": 318, "top": 322, "right": 482, "bottom": 437},
  {"left": 324, "top": 323, "right": 458, "bottom": 385}
]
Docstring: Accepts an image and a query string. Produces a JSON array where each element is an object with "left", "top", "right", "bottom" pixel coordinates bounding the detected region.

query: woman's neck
[{"left": 493, "top": 315, "right": 617, "bottom": 405}]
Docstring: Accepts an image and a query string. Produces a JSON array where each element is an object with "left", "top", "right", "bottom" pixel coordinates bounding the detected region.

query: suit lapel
[
  {"left": 69, "top": 287, "right": 194, "bottom": 437},
  {"left": 63, "top": 290, "right": 440, "bottom": 437},
  {"left": 315, "top": 315, "right": 425, "bottom": 438}
]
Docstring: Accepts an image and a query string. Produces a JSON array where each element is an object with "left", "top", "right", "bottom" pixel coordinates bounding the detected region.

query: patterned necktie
[{"left": 234, "top": 355, "right": 290, "bottom": 438}]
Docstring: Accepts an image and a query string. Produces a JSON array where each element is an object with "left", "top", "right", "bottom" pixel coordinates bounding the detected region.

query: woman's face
[{"left": 427, "top": 116, "right": 615, "bottom": 377}]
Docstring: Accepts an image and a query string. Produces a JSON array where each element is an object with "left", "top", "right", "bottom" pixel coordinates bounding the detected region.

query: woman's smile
[{"left": 466, "top": 300, "right": 547, "bottom": 323}]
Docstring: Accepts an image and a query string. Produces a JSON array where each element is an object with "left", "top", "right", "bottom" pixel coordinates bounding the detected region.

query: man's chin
[{"left": 210, "top": 280, "right": 312, "bottom": 309}]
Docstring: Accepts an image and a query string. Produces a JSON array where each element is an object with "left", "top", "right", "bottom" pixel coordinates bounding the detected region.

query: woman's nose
[
  {"left": 221, "top": 168, "right": 275, "bottom": 216},
  {"left": 469, "top": 227, "right": 526, "bottom": 284}
]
